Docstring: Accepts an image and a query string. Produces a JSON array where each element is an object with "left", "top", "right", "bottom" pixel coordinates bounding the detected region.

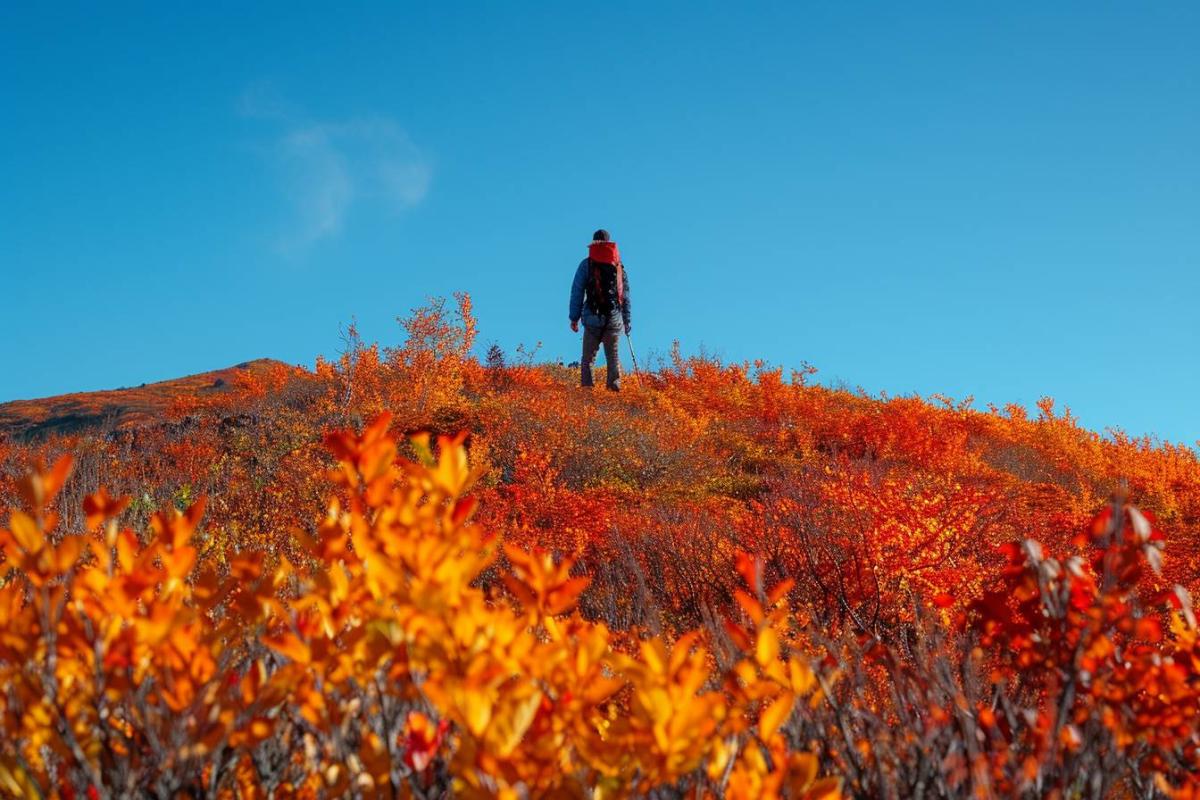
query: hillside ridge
[{"left": 0, "top": 358, "right": 291, "bottom": 440}]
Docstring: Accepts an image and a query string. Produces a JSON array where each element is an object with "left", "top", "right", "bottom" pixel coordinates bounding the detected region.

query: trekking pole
[{"left": 625, "top": 332, "right": 641, "bottom": 381}]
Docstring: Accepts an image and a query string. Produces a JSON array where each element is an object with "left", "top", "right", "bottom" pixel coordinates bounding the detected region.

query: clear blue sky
[{"left": 2, "top": 3, "right": 1197, "bottom": 446}]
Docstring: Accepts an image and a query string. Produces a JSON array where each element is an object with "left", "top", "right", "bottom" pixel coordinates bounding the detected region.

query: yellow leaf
[
  {"left": 788, "top": 657, "right": 815, "bottom": 695},
  {"left": 640, "top": 639, "right": 668, "bottom": 676},
  {"left": 669, "top": 631, "right": 702, "bottom": 674},
  {"left": 463, "top": 688, "right": 494, "bottom": 737},
  {"left": 756, "top": 627, "right": 780, "bottom": 667},
  {"left": 759, "top": 691, "right": 795, "bottom": 739},
  {"left": 707, "top": 736, "right": 735, "bottom": 781},
  {"left": 409, "top": 432, "right": 434, "bottom": 466},
  {"left": 0, "top": 756, "right": 41, "bottom": 800},
  {"left": 330, "top": 561, "right": 349, "bottom": 604},
  {"left": 8, "top": 512, "right": 42, "bottom": 553},
  {"left": 433, "top": 435, "right": 471, "bottom": 495},
  {"left": 491, "top": 688, "right": 542, "bottom": 757},
  {"left": 116, "top": 529, "right": 138, "bottom": 573}
]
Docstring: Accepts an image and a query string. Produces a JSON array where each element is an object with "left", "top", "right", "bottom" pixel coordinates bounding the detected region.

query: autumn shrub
[
  {"left": 315, "top": 294, "right": 478, "bottom": 432},
  {"left": 3, "top": 294, "right": 1200, "bottom": 797},
  {"left": 0, "top": 416, "right": 842, "bottom": 799}
]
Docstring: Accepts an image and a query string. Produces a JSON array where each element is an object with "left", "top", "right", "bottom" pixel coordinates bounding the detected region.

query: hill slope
[
  {"left": 3, "top": 298, "right": 1200, "bottom": 795},
  {"left": 0, "top": 358, "right": 290, "bottom": 440}
]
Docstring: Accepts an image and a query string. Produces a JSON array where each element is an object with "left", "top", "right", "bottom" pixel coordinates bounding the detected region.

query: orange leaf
[
  {"left": 44, "top": 455, "right": 74, "bottom": 504},
  {"left": 546, "top": 576, "right": 591, "bottom": 615},
  {"left": 83, "top": 488, "right": 130, "bottom": 532},
  {"left": 264, "top": 632, "right": 311, "bottom": 665},
  {"left": 734, "top": 589, "right": 764, "bottom": 626},
  {"left": 735, "top": 552, "right": 761, "bottom": 594},
  {"left": 724, "top": 619, "right": 754, "bottom": 652},
  {"left": 767, "top": 578, "right": 795, "bottom": 607},
  {"left": 7, "top": 512, "right": 42, "bottom": 554},
  {"left": 801, "top": 776, "right": 843, "bottom": 800}
]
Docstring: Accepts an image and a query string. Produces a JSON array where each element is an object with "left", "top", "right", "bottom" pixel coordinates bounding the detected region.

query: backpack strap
[{"left": 590, "top": 258, "right": 605, "bottom": 312}]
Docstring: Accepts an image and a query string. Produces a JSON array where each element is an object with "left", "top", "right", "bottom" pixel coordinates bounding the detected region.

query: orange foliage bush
[
  {"left": 0, "top": 417, "right": 839, "bottom": 798},
  {"left": 2, "top": 294, "right": 1199, "bottom": 797}
]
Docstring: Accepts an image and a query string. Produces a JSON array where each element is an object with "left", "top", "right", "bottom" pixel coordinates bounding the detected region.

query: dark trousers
[{"left": 581, "top": 324, "right": 621, "bottom": 390}]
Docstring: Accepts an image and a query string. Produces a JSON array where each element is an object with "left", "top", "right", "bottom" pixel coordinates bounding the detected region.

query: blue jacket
[{"left": 569, "top": 258, "right": 632, "bottom": 332}]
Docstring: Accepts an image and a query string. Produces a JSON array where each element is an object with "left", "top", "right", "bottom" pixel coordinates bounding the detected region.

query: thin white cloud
[
  {"left": 242, "top": 86, "right": 432, "bottom": 252},
  {"left": 238, "top": 80, "right": 295, "bottom": 121},
  {"left": 277, "top": 126, "right": 355, "bottom": 247}
]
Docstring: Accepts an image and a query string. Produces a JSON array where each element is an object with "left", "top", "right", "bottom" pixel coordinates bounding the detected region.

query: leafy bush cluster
[
  {"left": 0, "top": 419, "right": 838, "bottom": 799},
  {"left": 1, "top": 294, "right": 1198, "bottom": 797}
]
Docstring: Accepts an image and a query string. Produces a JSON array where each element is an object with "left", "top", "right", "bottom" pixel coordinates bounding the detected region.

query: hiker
[{"left": 569, "top": 229, "right": 632, "bottom": 390}]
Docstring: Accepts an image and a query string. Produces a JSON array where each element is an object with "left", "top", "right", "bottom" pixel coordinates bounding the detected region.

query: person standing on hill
[{"left": 569, "top": 229, "right": 632, "bottom": 391}]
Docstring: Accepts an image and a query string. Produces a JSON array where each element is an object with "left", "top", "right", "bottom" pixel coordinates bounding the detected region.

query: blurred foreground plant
[{"left": 0, "top": 415, "right": 838, "bottom": 799}]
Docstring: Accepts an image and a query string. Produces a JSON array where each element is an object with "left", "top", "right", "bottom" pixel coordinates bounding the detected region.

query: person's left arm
[{"left": 569, "top": 259, "right": 588, "bottom": 330}]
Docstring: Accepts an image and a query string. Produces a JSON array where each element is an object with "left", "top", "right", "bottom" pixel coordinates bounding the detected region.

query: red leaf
[{"left": 1134, "top": 617, "right": 1162, "bottom": 643}]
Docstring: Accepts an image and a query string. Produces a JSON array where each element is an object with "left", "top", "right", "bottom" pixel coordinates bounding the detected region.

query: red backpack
[{"left": 586, "top": 242, "right": 624, "bottom": 315}]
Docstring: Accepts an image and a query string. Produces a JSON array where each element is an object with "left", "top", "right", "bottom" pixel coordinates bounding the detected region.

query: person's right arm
[{"left": 620, "top": 265, "right": 631, "bottom": 335}]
